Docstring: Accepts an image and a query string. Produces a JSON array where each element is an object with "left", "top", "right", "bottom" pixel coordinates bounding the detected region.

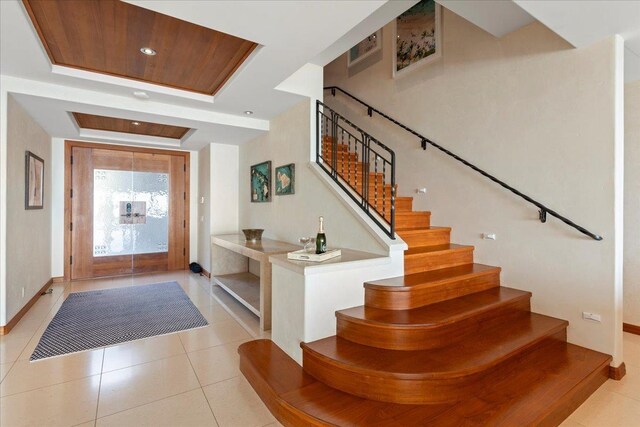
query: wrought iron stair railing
[
  {"left": 323, "top": 86, "right": 603, "bottom": 241},
  {"left": 316, "top": 100, "right": 396, "bottom": 239}
]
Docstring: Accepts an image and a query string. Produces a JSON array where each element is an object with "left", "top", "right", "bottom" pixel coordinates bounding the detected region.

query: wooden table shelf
[{"left": 211, "top": 234, "right": 300, "bottom": 331}]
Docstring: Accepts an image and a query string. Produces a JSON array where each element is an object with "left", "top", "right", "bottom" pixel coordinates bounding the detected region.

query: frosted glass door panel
[
  {"left": 133, "top": 171, "right": 169, "bottom": 254},
  {"left": 93, "top": 170, "right": 168, "bottom": 257},
  {"left": 93, "top": 169, "right": 133, "bottom": 257}
]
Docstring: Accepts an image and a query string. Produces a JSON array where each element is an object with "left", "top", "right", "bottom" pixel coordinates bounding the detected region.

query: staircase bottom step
[{"left": 239, "top": 339, "right": 611, "bottom": 427}]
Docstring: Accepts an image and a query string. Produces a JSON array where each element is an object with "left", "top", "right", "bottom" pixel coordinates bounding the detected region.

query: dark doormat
[{"left": 31, "top": 281, "right": 208, "bottom": 361}]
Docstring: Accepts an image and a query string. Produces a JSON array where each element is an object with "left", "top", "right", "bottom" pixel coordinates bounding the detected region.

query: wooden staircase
[{"left": 238, "top": 138, "right": 612, "bottom": 426}]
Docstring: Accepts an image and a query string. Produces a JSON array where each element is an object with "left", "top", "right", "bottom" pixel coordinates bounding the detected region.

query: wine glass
[{"left": 298, "top": 237, "right": 316, "bottom": 252}]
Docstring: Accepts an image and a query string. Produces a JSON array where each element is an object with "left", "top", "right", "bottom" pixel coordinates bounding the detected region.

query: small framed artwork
[
  {"left": 25, "top": 151, "right": 44, "bottom": 210},
  {"left": 348, "top": 29, "right": 382, "bottom": 68},
  {"left": 393, "top": 0, "right": 442, "bottom": 78},
  {"left": 250, "top": 161, "right": 271, "bottom": 203},
  {"left": 275, "top": 163, "right": 295, "bottom": 196}
]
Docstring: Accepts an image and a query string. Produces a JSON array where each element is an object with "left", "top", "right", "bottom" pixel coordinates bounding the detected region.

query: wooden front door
[{"left": 67, "top": 143, "right": 188, "bottom": 280}]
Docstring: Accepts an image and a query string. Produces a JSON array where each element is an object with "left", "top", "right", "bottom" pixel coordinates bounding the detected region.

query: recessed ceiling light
[
  {"left": 131, "top": 121, "right": 141, "bottom": 126},
  {"left": 244, "top": 110, "right": 254, "bottom": 115},
  {"left": 133, "top": 91, "right": 150, "bottom": 99},
  {"left": 140, "top": 47, "right": 156, "bottom": 56}
]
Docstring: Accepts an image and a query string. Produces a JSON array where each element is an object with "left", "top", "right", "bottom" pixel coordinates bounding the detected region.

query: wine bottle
[{"left": 315, "top": 216, "right": 327, "bottom": 254}]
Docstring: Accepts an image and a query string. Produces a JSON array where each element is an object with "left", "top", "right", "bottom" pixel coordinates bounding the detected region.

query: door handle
[{"left": 119, "top": 201, "right": 146, "bottom": 223}]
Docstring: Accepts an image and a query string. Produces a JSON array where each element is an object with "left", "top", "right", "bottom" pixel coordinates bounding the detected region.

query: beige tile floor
[
  {"left": 0, "top": 270, "right": 637, "bottom": 427},
  {"left": 0, "top": 271, "right": 280, "bottom": 427}
]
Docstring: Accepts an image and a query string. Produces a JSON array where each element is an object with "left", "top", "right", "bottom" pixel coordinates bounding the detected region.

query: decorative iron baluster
[
  {"left": 382, "top": 161, "right": 387, "bottom": 219},
  {"left": 340, "top": 129, "right": 345, "bottom": 179},
  {"left": 374, "top": 154, "right": 378, "bottom": 215},
  {"left": 362, "top": 134, "right": 370, "bottom": 213},
  {"left": 331, "top": 111, "right": 338, "bottom": 178},
  {"left": 348, "top": 133, "right": 352, "bottom": 189},
  {"left": 390, "top": 152, "right": 396, "bottom": 235},
  {"left": 317, "top": 110, "right": 322, "bottom": 162},
  {"left": 315, "top": 100, "right": 396, "bottom": 239}
]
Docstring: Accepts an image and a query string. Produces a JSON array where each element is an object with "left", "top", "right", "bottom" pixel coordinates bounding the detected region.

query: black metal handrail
[
  {"left": 324, "top": 86, "right": 603, "bottom": 241},
  {"left": 316, "top": 100, "right": 396, "bottom": 239}
]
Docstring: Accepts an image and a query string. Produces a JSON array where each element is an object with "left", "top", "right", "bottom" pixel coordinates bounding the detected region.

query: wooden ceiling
[
  {"left": 72, "top": 113, "right": 190, "bottom": 139},
  {"left": 23, "top": 0, "right": 258, "bottom": 95}
]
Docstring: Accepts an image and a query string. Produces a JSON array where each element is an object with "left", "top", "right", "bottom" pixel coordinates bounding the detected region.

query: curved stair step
[
  {"left": 301, "top": 313, "right": 568, "bottom": 404},
  {"left": 337, "top": 287, "right": 531, "bottom": 350},
  {"left": 365, "top": 263, "right": 501, "bottom": 310},
  {"left": 240, "top": 338, "right": 611, "bottom": 426}
]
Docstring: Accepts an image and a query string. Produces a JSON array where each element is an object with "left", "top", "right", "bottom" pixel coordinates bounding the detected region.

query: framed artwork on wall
[
  {"left": 25, "top": 150, "right": 44, "bottom": 209},
  {"left": 347, "top": 30, "right": 382, "bottom": 68},
  {"left": 250, "top": 161, "right": 271, "bottom": 203},
  {"left": 393, "top": 0, "right": 442, "bottom": 78},
  {"left": 275, "top": 163, "right": 295, "bottom": 196}
]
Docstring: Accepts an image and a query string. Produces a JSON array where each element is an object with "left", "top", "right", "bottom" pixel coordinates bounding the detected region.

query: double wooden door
[{"left": 67, "top": 144, "right": 188, "bottom": 280}]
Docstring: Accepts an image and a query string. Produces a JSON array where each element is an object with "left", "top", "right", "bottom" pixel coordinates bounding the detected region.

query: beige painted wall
[
  {"left": 5, "top": 96, "right": 52, "bottom": 323},
  {"left": 210, "top": 144, "right": 239, "bottom": 238},
  {"left": 625, "top": 81, "right": 640, "bottom": 327},
  {"left": 238, "top": 100, "right": 385, "bottom": 254},
  {"left": 198, "top": 143, "right": 240, "bottom": 273},
  {"left": 198, "top": 144, "right": 212, "bottom": 272},
  {"left": 325, "top": 10, "right": 622, "bottom": 361}
]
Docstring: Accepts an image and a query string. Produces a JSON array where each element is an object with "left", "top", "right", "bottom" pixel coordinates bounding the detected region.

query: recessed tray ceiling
[
  {"left": 72, "top": 112, "right": 190, "bottom": 139},
  {"left": 23, "top": 0, "right": 258, "bottom": 95}
]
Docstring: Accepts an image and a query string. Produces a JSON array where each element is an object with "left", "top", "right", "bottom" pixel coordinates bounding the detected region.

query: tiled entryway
[
  {"left": 0, "top": 271, "right": 281, "bottom": 427},
  {"left": 0, "top": 270, "right": 638, "bottom": 426},
  {"left": 562, "top": 331, "right": 640, "bottom": 427}
]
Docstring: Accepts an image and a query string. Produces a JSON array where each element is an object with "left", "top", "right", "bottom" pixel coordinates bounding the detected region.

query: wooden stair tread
[
  {"left": 396, "top": 226, "right": 432, "bottom": 231},
  {"left": 337, "top": 287, "right": 531, "bottom": 328},
  {"left": 396, "top": 211, "right": 430, "bottom": 217},
  {"left": 397, "top": 226, "right": 451, "bottom": 247},
  {"left": 405, "top": 243, "right": 473, "bottom": 256},
  {"left": 242, "top": 144, "right": 610, "bottom": 419},
  {"left": 240, "top": 339, "right": 611, "bottom": 426},
  {"left": 395, "top": 211, "right": 432, "bottom": 231},
  {"left": 339, "top": 286, "right": 530, "bottom": 350},
  {"left": 303, "top": 312, "right": 567, "bottom": 380},
  {"left": 398, "top": 225, "right": 450, "bottom": 233},
  {"left": 366, "top": 263, "right": 500, "bottom": 291}
]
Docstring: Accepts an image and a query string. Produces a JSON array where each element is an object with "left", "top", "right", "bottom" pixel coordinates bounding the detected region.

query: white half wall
[{"left": 325, "top": 10, "right": 624, "bottom": 364}]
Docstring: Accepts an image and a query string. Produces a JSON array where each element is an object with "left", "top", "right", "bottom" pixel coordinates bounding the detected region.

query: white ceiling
[
  {"left": 0, "top": 0, "right": 416, "bottom": 150},
  {"left": 437, "top": 0, "right": 640, "bottom": 83},
  {"left": 3, "top": 0, "right": 637, "bottom": 152},
  {"left": 514, "top": 0, "right": 640, "bottom": 83},
  {"left": 437, "top": 0, "right": 535, "bottom": 38}
]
